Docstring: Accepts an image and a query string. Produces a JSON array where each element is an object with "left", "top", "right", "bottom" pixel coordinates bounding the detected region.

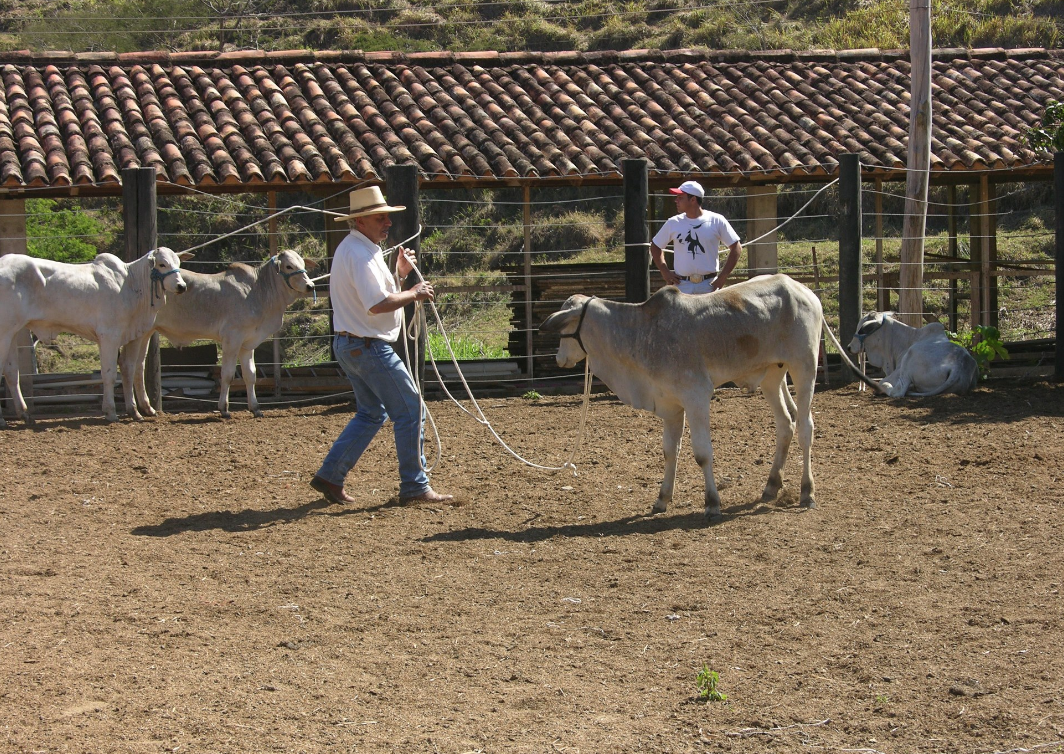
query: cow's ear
[
  {"left": 304, "top": 258, "right": 320, "bottom": 271},
  {"left": 539, "top": 308, "right": 578, "bottom": 333},
  {"left": 178, "top": 252, "right": 196, "bottom": 261}
]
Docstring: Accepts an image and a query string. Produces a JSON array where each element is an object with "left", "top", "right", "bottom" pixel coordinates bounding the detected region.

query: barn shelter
[
  {"left": 0, "top": 45, "right": 1058, "bottom": 283},
  {"left": 0, "top": 46, "right": 1061, "bottom": 411}
]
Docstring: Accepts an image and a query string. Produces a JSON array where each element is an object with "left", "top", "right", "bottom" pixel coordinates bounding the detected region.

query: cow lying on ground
[
  {"left": 126, "top": 249, "right": 316, "bottom": 418},
  {"left": 0, "top": 248, "right": 188, "bottom": 427},
  {"left": 848, "top": 312, "right": 978, "bottom": 397},
  {"left": 540, "top": 274, "right": 877, "bottom": 522}
]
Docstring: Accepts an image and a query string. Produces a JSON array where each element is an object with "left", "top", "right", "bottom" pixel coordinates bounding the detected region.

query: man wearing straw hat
[
  {"left": 310, "top": 185, "right": 453, "bottom": 506},
  {"left": 650, "top": 180, "right": 742, "bottom": 294}
]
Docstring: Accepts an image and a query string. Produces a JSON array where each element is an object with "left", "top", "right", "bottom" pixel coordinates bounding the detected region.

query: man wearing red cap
[{"left": 650, "top": 180, "right": 742, "bottom": 294}]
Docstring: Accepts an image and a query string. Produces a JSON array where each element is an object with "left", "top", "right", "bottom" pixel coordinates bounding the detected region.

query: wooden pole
[
  {"left": 875, "top": 178, "right": 886, "bottom": 311},
  {"left": 811, "top": 245, "right": 829, "bottom": 386},
  {"left": 123, "top": 166, "right": 161, "bottom": 412},
  {"left": 522, "top": 185, "right": 534, "bottom": 381},
  {"left": 269, "top": 191, "right": 282, "bottom": 397},
  {"left": 899, "top": 0, "right": 932, "bottom": 327},
  {"left": 838, "top": 154, "right": 863, "bottom": 384},
  {"left": 947, "top": 184, "right": 958, "bottom": 332},
  {"left": 385, "top": 165, "right": 424, "bottom": 386},
  {"left": 1055, "top": 154, "right": 1064, "bottom": 381},
  {"left": 0, "top": 199, "right": 33, "bottom": 415},
  {"left": 622, "top": 158, "right": 650, "bottom": 302}
]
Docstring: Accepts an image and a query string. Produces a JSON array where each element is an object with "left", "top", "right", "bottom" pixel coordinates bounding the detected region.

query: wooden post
[
  {"left": 0, "top": 198, "right": 33, "bottom": 415},
  {"left": 385, "top": 165, "right": 424, "bottom": 386},
  {"left": 838, "top": 154, "right": 863, "bottom": 383},
  {"left": 899, "top": 0, "right": 932, "bottom": 328},
  {"left": 123, "top": 167, "right": 161, "bottom": 412},
  {"left": 947, "top": 184, "right": 959, "bottom": 332},
  {"left": 978, "top": 179, "right": 995, "bottom": 329},
  {"left": 268, "top": 191, "right": 282, "bottom": 397},
  {"left": 971, "top": 176, "right": 994, "bottom": 328},
  {"left": 875, "top": 178, "right": 886, "bottom": 311},
  {"left": 746, "top": 185, "right": 778, "bottom": 275},
  {"left": 1055, "top": 154, "right": 1064, "bottom": 381},
  {"left": 811, "top": 245, "right": 829, "bottom": 386},
  {"left": 522, "top": 185, "right": 534, "bottom": 380},
  {"left": 323, "top": 189, "right": 349, "bottom": 364},
  {"left": 622, "top": 158, "right": 650, "bottom": 303}
]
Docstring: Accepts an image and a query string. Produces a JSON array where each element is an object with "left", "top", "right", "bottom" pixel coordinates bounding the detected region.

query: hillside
[{"left": 2, "top": 0, "right": 1063, "bottom": 56}]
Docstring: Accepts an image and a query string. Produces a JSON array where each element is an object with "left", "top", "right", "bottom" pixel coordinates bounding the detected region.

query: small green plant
[
  {"left": 949, "top": 324, "right": 1009, "bottom": 379},
  {"left": 874, "top": 694, "right": 890, "bottom": 705},
  {"left": 522, "top": 390, "right": 542, "bottom": 401},
  {"left": 695, "top": 665, "right": 727, "bottom": 702}
]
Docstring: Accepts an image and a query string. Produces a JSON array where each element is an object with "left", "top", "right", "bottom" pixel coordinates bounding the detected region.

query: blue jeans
[{"left": 316, "top": 335, "right": 430, "bottom": 499}]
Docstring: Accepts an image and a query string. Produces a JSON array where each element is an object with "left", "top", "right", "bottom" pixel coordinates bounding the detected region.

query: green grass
[{"left": 427, "top": 332, "right": 509, "bottom": 361}]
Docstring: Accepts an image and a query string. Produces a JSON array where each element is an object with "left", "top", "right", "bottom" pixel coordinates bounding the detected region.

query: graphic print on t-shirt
[{"left": 682, "top": 223, "right": 707, "bottom": 259}]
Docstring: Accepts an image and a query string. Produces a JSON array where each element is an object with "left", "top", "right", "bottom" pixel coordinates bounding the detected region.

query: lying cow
[
  {"left": 126, "top": 249, "right": 316, "bottom": 419},
  {"left": 0, "top": 248, "right": 188, "bottom": 427},
  {"left": 540, "top": 274, "right": 876, "bottom": 522},
  {"left": 849, "top": 312, "right": 978, "bottom": 397}
]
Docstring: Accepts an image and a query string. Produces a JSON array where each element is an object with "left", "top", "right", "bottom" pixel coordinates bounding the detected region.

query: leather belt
[
  {"left": 678, "top": 273, "right": 717, "bottom": 284},
  {"left": 338, "top": 332, "right": 383, "bottom": 347}
]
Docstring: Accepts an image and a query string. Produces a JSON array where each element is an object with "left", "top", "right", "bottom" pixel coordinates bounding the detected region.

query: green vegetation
[
  {"left": 27, "top": 199, "right": 115, "bottom": 264},
  {"left": 427, "top": 332, "right": 508, "bottom": 361},
  {"left": 695, "top": 664, "right": 727, "bottom": 702},
  {"left": 1026, "top": 99, "right": 1064, "bottom": 153},
  {"left": 3, "top": 0, "right": 1061, "bottom": 54},
  {"left": 950, "top": 324, "right": 1010, "bottom": 379}
]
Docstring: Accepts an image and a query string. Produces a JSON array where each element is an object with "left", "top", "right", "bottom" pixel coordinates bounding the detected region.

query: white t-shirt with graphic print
[{"left": 652, "top": 210, "right": 740, "bottom": 278}]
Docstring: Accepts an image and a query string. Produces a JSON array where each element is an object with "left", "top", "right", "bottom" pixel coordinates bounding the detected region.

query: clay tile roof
[{"left": 0, "top": 47, "right": 1061, "bottom": 194}]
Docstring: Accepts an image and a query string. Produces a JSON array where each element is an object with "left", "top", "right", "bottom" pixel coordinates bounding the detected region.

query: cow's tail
[{"left": 820, "top": 319, "right": 889, "bottom": 395}]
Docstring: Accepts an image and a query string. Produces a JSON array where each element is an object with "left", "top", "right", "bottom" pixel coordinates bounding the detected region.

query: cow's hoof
[
  {"left": 251, "top": 409, "right": 264, "bottom": 419},
  {"left": 142, "top": 407, "right": 157, "bottom": 418},
  {"left": 105, "top": 415, "right": 120, "bottom": 423},
  {"left": 651, "top": 501, "right": 668, "bottom": 514},
  {"left": 704, "top": 507, "right": 723, "bottom": 524},
  {"left": 219, "top": 411, "right": 231, "bottom": 419},
  {"left": 801, "top": 498, "right": 817, "bottom": 510}
]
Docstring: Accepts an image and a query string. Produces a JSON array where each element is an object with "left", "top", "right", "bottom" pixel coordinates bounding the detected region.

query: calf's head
[
  {"left": 539, "top": 294, "right": 593, "bottom": 368},
  {"left": 849, "top": 311, "right": 890, "bottom": 354},
  {"left": 273, "top": 249, "right": 316, "bottom": 296},
  {"left": 149, "top": 247, "right": 188, "bottom": 295}
]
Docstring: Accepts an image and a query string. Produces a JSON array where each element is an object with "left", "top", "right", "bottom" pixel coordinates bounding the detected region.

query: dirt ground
[{"left": 2, "top": 379, "right": 1063, "bottom": 754}]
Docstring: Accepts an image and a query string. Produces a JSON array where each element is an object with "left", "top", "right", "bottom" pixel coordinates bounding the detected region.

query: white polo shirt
[
  {"left": 329, "top": 229, "right": 402, "bottom": 341},
  {"left": 653, "top": 210, "right": 740, "bottom": 277}
]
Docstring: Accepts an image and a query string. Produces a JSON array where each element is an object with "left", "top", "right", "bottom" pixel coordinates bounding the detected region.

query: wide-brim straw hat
[{"left": 333, "top": 186, "right": 406, "bottom": 221}]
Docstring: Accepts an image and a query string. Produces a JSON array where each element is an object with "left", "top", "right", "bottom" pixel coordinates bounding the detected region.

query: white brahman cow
[
  {"left": 540, "top": 274, "right": 877, "bottom": 522},
  {"left": 849, "top": 312, "right": 978, "bottom": 397},
  {"left": 0, "top": 248, "right": 188, "bottom": 427},
  {"left": 126, "top": 249, "right": 316, "bottom": 418}
]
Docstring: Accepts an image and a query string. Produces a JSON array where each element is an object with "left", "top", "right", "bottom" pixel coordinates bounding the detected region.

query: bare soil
[{"left": 2, "top": 381, "right": 1063, "bottom": 754}]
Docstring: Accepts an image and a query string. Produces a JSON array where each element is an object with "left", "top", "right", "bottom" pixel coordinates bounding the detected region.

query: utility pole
[{"left": 899, "top": 0, "right": 932, "bottom": 327}]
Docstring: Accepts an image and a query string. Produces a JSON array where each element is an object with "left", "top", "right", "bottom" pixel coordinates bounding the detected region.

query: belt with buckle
[
  {"left": 338, "top": 332, "right": 383, "bottom": 348},
  {"left": 678, "top": 273, "right": 716, "bottom": 284}
]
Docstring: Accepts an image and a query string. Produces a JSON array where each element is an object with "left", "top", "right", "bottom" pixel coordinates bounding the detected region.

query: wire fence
[{"left": 3, "top": 177, "right": 1058, "bottom": 414}]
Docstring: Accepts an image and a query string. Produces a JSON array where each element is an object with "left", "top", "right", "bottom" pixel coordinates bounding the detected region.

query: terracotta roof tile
[{"left": 0, "top": 47, "right": 1062, "bottom": 192}]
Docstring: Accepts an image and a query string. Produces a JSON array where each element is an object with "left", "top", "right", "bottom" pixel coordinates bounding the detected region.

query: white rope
[
  {"left": 396, "top": 247, "right": 591, "bottom": 475},
  {"left": 744, "top": 178, "right": 840, "bottom": 247},
  {"left": 308, "top": 227, "right": 422, "bottom": 284},
  {"left": 178, "top": 204, "right": 344, "bottom": 256}
]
